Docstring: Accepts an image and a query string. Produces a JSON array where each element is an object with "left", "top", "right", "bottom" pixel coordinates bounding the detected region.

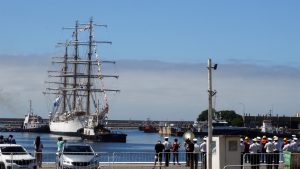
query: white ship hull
[{"left": 49, "top": 115, "right": 86, "bottom": 136}]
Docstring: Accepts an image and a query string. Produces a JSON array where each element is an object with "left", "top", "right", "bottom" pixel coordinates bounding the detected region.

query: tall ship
[
  {"left": 44, "top": 17, "right": 121, "bottom": 138},
  {"left": 23, "top": 100, "right": 50, "bottom": 133}
]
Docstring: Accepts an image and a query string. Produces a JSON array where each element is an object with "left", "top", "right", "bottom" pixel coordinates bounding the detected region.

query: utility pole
[{"left": 207, "top": 58, "right": 217, "bottom": 169}]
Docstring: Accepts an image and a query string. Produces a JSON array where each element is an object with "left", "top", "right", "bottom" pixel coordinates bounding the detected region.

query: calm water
[{"left": 0, "top": 129, "right": 188, "bottom": 153}]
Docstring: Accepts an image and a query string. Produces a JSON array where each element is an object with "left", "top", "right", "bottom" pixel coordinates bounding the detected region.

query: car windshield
[
  {"left": 63, "top": 145, "right": 94, "bottom": 155},
  {"left": 1, "top": 146, "right": 28, "bottom": 155}
]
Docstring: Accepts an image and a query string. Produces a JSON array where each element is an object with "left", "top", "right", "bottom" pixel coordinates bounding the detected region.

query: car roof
[{"left": 64, "top": 144, "right": 92, "bottom": 147}]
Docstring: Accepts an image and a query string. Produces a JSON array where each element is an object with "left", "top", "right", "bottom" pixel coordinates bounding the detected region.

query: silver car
[
  {"left": 56, "top": 144, "right": 99, "bottom": 169},
  {"left": 0, "top": 144, "right": 37, "bottom": 169}
]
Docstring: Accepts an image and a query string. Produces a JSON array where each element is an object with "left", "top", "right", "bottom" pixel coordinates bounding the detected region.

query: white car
[
  {"left": 0, "top": 144, "right": 37, "bottom": 169},
  {"left": 56, "top": 144, "right": 99, "bottom": 169}
]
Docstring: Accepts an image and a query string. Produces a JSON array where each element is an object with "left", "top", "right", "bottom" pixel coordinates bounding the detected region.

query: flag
[{"left": 53, "top": 96, "right": 61, "bottom": 107}]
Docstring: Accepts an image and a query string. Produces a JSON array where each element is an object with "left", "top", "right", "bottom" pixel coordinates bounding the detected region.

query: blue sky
[{"left": 0, "top": 1, "right": 300, "bottom": 120}]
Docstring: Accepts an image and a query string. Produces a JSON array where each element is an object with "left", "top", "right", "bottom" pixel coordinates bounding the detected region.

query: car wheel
[{"left": 0, "top": 163, "right": 5, "bottom": 169}]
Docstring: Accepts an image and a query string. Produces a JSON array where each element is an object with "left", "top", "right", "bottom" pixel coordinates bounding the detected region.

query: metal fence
[{"left": 3, "top": 151, "right": 300, "bottom": 169}]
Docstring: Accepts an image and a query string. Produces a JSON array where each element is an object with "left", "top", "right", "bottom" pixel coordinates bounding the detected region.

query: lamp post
[{"left": 207, "top": 58, "right": 217, "bottom": 169}]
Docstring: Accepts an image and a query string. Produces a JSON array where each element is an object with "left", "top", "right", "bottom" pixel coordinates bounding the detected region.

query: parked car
[
  {"left": 0, "top": 144, "right": 37, "bottom": 169},
  {"left": 56, "top": 144, "right": 99, "bottom": 169}
]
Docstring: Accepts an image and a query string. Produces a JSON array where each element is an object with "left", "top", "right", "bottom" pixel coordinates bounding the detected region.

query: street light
[{"left": 207, "top": 58, "right": 217, "bottom": 169}]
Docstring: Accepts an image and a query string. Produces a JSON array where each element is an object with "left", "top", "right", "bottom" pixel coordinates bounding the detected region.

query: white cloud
[{"left": 0, "top": 54, "right": 299, "bottom": 120}]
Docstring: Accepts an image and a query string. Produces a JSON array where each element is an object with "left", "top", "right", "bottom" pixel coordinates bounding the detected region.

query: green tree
[{"left": 197, "top": 110, "right": 243, "bottom": 127}]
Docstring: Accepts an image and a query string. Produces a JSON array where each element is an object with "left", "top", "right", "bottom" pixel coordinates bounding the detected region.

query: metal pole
[{"left": 207, "top": 58, "right": 213, "bottom": 169}]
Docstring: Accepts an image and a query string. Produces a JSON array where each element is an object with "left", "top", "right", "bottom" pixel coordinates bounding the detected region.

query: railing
[{"left": 4, "top": 151, "right": 300, "bottom": 169}]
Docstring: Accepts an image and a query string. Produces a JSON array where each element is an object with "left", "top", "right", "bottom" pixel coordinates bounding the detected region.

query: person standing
[
  {"left": 273, "top": 136, "right": 280, "bottom": 169},
  {"left": 0, "top": 135, "right": 4, "bottom": 144},
  {"left": 57, "top": 137, "right": 65, "bottom": 154},
  {"left": 240, "top": 138, "right": 245, "bottom": 169},
  {"left": 154, "top": 140, "right": 164, "bottom": 168},
  {"left": 193, "top": 138, "right": 200, "bottom": 169},
  {"left": 163, "top": 137, "right": 171, "bottom": 167},
  {"left": 249, "top": 138, "right": 259, "bottom": 169},
  {"left": 244, "top": 137, "right": 250, "bottom": 163},
  {"left": 34, "top": 136, "right": 44, "bottom": 168},
  {"left": 7, "top": 135, "right": 16, "bottom": 144},
  {"left": 261, "top": 136, "right": 267, "bottom": 163},
  {"left": 255, "top": 137, "right": 262, "bottom": 168},
  {"left": 282, "top": 139, "right": 291, "bottom": 152},
  {"left": 264, "top": 138, "right": 275, "bottom": 169},
  {"left": 184, "top": 138, "right": 191, "bottom": 167},
  {"left": 200, "top": 137, "right": 207, "bottom": 169},
  {"left": 171, "top": 138, "right": 180, "bottom": 165},
  {"left": 186, "top": 137, "right": 194, "bottom": 169}
]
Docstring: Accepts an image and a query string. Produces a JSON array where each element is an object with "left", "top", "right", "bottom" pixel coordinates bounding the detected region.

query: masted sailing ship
[{"left": 44, "top": 17, "right": 121, "bottom": 138}]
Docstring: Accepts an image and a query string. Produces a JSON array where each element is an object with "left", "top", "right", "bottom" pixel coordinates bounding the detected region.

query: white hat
[
  {"left": 193, "top": 138, "right": 197, "bottom": 142},
  {"left": 256, "top": 136, "right": 261, "bottom": 140},
  {"left": 240, "top": 138, "right": 243, "bottom": 142},
  {"left": 268, "top": 138, "right": 272, "bottom": 141},
  {"left": 274, "top": 137, "right": 278, "bottom": 141},
  {"left": 164, "top": 137, "right": 169, "bottom": 140},
  {"left": 292, "top": 135, "right": 296, "bottom": 138},
  {"left": 203, "top": 137, "right": 207, "bottom": 141},
  {"left": 293, "top": 137, "right": 298, "bottom": 141}
]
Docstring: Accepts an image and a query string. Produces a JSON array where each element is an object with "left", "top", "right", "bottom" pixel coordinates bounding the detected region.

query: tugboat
[
  {"left": 23, "top": 100, "right": 50, "bottom": 133},
  {"left": 81, "top": 109, "right": 127, "bottom": 142}
]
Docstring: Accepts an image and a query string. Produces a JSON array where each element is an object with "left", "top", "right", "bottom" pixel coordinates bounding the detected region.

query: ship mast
[
  {"left": 63, "top": 42, "right": 68, "bottom": 115},
  {"left": 86, "top": 18, "right": 93, "bottom": 115},
  {"left": 73, "top": 20, "right": 79, "bottom": 111}
]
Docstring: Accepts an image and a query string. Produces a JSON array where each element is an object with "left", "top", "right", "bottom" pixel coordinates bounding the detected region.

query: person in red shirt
[{"left": 261, "top": 136, "right": 267, "bottom": 163}]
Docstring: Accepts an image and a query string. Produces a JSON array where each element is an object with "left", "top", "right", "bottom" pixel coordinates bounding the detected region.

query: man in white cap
[
  {"left": 264, "top": 138, "right": 275, "bottom": 169},
  {"left": 256, "top": 136, "right": 262, "bottom": 163},
  {"left": 193, "top": 138, "right": 200, "bottom": 169},
  {"left": 163, "top": 137, "right": 171, "bottom": 167},
  {"left": 273, "top": 136, "right": 280, "bottom": 169},
  {"left": 249, "top": 138, "right": 259, "bottom": 169},
  {"left": 290, "top": 137, "right": 298, "bottom": 152},
  {"left": 200, "top": 137, "right": 207, "bottom": 169}
]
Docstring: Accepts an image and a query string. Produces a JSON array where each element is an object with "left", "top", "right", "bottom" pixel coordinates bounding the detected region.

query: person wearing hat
[
  {"left": 290, "top": 137, "right": 298, "bottom": 152},
  {"left": 193, "top": 138, "right": 200, "bottom": 169},
  {"left": 163, "top": 137, "right": 171, "bottom": 167},
  {"left": 264, "top": 138, "right": 275, "bottom": 169},
  {"left": 185, "top": 138, "right": 194, "bottom": 169},
  {"left": 171, "top": 138, "right": 180, "bottom": 165},
  {"left": 244, "top": 136, "right": 250, "bottom": 163},
  {"left": 7, "top": 135, "right": 16, "bottom": 144},
  {"left": 261, "top": 136, "right": 267, "bottom": 163},
  {"left": 200, "top": 137, "right": 207, "bottom": 169},
  {"left": 256, "top": 136, "right": 264, "bottom": 162},
  {"left": 249, "top": 138, "right": 259, "bottom": 169},
  {"left": 283, "top": 139, "right": 291, "bottom": 152},
  {"left": 281, "top": 138, "right": 287, "bottom": 149},
  {"left": 240, "top": 138, "right": 245, "bottom": 169},
  {"left": 154, "top": 140, "right": 164, "bottom": 167},
  {"left": 273, "top": 136, "right": 280, "bottom": 169}
]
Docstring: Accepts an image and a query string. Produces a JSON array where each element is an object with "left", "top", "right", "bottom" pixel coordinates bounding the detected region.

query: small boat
[
  {"left": 23, "top": 100, "right": 50, "bottom": 133},
  {"left": 80, "top": 109, "right": 127, "bottom": 143}
]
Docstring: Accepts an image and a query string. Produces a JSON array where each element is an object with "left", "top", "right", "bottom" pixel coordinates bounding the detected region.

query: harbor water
[{"left": 0, "top": 129, "right": 187, "bottom": 152}]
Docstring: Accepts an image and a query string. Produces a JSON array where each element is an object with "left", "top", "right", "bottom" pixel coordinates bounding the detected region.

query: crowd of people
[
  {"left": 240, "top": 134, "right": 299, "bottom": 169},
  {"left": 153, "top": 136, "right": 207, "bottom": 169}
]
